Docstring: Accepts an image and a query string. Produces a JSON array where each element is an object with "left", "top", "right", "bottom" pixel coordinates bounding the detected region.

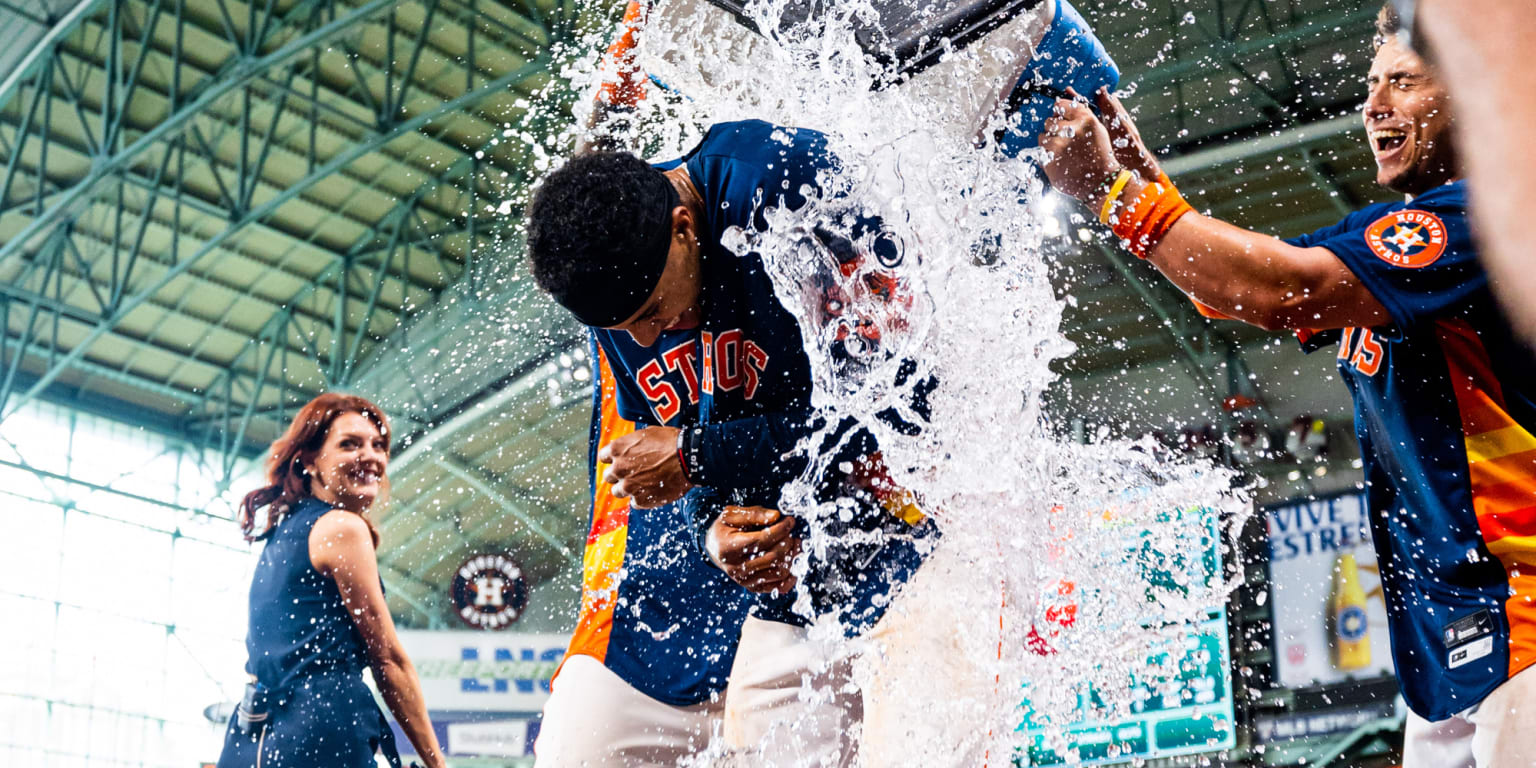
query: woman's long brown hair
[{"left": 239, "top": 392, "right": 391, "bottom": 544}]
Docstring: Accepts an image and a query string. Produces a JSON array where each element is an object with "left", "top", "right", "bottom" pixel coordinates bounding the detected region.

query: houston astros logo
[
  {"left": 451, "top": 553, "right": 529, "bottom": 630},
  {"left": 1364, "top": 210, "right": 1447, "bottom": 268}
]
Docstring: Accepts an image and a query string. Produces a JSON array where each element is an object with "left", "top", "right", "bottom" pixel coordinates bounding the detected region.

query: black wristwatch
[{"left": 677, "top": 425, "right": 705, "bottom": 485}]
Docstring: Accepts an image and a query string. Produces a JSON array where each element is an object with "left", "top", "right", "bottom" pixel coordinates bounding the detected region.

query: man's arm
[
  {"left": 1142, "top": 210, "right": 1389, "bottom": 331},
  {"left": 602, "top": 408, "right": 823, "bottom": 508},
  {"left": 1040, "top": 89, "right": 1389, "bottom": 331}
]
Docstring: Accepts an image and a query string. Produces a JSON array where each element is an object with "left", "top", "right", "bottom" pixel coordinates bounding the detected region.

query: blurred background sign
[
  {"left": 1264, "top": 492, "right": 1395, "bottom": 689},
  {"left": 381, "top": 630, "right": 568, "bottom": 762},
  {"left": 1015, "top": 508, "right": 1236, "bottom": 766}
]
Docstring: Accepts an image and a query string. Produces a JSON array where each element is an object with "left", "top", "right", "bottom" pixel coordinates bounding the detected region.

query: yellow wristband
[{"left": 1098, "top": 169, "right": 1134, "bottom": 225}]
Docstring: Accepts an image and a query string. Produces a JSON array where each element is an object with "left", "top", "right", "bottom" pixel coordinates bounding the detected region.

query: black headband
[{"left": 550, "top": 170, "right": 680, "bottom": 328}]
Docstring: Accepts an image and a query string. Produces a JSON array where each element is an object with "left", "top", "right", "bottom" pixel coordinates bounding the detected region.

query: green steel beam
[
  {"left": 1, "top": 52, "right": 554, "bottom": 425},
  {"left": 1138, "top": 7, "right": 1376, "bottom": 89},
  {"left": 433, "top": 454, "right": 578, "bottom": 564},
  {"left": 380, "top": 562, "right": 445, "bottom": 628},
  {"left": 185, "top": 156, "right": 510, "bottom": 413},
  {"left": 0, "top": 0, "right": 97, "bottom": 110},
  {"left": 0, "top": 285, "right": 322, "bottom": 410},
  {"left": 0, "top": 0, "right": 402, "bottom": 268},
  {"left": 0, "top": 47, "right": 476, "bottom": 301}
]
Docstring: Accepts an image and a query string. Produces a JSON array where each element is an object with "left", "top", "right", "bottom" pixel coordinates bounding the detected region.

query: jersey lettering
[
  {"left": 636, "top": 360, "right": 682, "bottom": 423},
  {"left": 661, "top": 340, "right": 701, "bottom": 405},
  {"left": 715, "top": 330, "right": 744, "bottom": 391},
  {"left": 1364, "top": 209, "right": 1448, "bottom": 268},
  {"left": 1342, "top": 327, "right": 1384, "bottom": 377},
  {"left": 743, "top": 340, "right": 770, "bottom": 399},
  {"left": 700, "top": 331, "right": 714, "bottom": 395},
  {"left": 629, "top": 331, "right": 772, "bottom": 420},
  {"left": 710, "top": 330, "right": 771, "bottom": 400}
]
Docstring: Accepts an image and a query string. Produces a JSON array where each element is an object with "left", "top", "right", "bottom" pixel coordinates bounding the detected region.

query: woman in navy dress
[{"left": 219, "top": 393, "right": 446, "bottom": 768}]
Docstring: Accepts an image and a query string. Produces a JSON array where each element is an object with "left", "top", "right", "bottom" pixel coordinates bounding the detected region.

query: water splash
[{"left": 551, "top": 1, "right": 1247, "bottom": 763}]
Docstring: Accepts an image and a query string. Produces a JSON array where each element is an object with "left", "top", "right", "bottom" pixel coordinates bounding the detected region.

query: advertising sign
[
  {"left": 1254, "top": 698, "right": 1398, "bottom": 744},
  {"left": 397, "top": 629, "right": 567, "bottom": 711},
  {"left": 1016, "top": 508, "right": 1236, "bottom": 766},
  {"left": 1017, "top": 615, "right": 1236, "bottom": 766},
  {"left": 450, "top": 553, "right": 531, "bottom": 630},
  {"left": 386, "top": 630, "right": 567, "bottom": 758},
  {"left": 1265, "top": 492, "right": 1395, "bottom": 688},
  {"left": 446, "top": 718, "right": 537, "bottom": 757}
]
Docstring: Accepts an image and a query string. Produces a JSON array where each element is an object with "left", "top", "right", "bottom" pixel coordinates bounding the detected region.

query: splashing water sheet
[{"left": 550, "top": 1, "right": 1248, "bottom": 764}]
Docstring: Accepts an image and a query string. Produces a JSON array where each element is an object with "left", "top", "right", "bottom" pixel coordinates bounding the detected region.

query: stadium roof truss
[{"left": 0, "top": 0, "right": 584, "bottom": 493}]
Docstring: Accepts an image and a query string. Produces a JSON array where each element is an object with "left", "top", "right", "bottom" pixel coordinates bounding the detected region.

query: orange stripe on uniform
[
  {"left": 1466, "top": 427, "right": 1536, "bottom": 465},
  {"left": 1473, "top": 498, "right": 1536, "bottom": 544},
  {"left": 1468, "top": 455, "right": 1536, "bottom": 534},
  {"left": 1437, "top": 318, "right": 1536, "bottom": 680},
  {"left": 1509, "top": 567, "right": 1536, "bottom": 677},
  {"left": 557, "top": 346, "right": 636, "bottom": 682}
]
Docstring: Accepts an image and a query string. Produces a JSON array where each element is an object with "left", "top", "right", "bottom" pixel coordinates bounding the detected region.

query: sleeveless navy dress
[{"left": 218, "top": 496, "right": 401, "bottom": 767}]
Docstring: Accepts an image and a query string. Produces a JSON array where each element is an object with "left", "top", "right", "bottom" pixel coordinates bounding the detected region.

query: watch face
[{"left": 451, "top": 553, "right": 530, "bottom": 630}]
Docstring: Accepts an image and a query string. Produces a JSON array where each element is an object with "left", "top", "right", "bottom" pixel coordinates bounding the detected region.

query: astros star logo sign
[{"left": 1364, "top": 209, "right": 1447, "bottom": 268}]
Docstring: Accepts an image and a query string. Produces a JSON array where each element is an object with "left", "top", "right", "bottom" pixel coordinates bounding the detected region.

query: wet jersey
[
  {"left": 1291, "top": 180, "right": 1536, "bottom": 720},
  {"left": 558, "top": 345, "right": 752, "bottom": 707},
  {"left": 593, "top": 120, "right": 834, "bottom": 487},
  {"left": 559, "top": 120, "right": 930, "bottom": 706}
]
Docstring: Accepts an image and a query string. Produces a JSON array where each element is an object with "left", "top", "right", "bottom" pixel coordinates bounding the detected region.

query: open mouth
[{"left": 1371, "top": 128, "right": 1408, "bottom": 154}]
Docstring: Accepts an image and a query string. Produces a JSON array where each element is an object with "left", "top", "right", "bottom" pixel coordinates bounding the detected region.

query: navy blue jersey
[
  {"left": 560, "top": 121, "right": 931, "bottom": 705},
  {"left": 1290, "top": 181, "right": 1536, "bottom": 719},
  {"left": 592, "top": 120, "right": 834, "bottom": 485},
  {"left": 558, "top": 342, "right": 752, "bottom": 707}
]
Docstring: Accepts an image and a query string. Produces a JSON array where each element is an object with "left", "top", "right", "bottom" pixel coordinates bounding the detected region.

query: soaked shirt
[
  {"left": 1293, "top": 180, "right": 1536, "bottom": 719},
  {"left": 594, "top": 120, "right": 835, "bottom": 487},
  {"left": 562, "top": 120, "right": 929, "bottom": 706}
]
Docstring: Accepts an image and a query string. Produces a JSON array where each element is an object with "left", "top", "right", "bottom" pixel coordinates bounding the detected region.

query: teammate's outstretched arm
[{"left": 1040, "top": 88, "right": 1389, "bottom": 332}]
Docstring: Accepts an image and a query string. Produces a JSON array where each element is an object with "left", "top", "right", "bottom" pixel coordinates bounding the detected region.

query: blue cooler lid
[{"left": 997, "top": 0, "right": 1121, "bottom": 156}]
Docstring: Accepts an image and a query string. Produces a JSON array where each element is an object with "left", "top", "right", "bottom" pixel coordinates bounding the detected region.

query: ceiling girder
[
  {"left": 0, "top": 0, "right": 572, "bottom": 497},
  {"left": 432, "top": 453, "right": 578, "bottom": 565}
]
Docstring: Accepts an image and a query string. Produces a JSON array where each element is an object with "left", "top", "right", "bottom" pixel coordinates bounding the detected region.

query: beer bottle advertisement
[{"left": 1264, "top": 492, "right": 1394, "bottom": 687}]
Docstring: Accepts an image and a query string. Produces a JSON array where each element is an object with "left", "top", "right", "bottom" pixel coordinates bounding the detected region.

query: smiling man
[{"left": 1039, "top": 5, "right": 1535, "bottom": 766}]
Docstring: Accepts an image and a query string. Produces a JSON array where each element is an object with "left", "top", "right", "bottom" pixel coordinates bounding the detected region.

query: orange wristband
[{"left": 1109, "top": 177, "right": 1193, "bottom": 259}]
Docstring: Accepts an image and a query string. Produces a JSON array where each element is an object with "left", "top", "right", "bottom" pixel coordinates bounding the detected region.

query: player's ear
[{"left": 673, "top": 204, "right": 696, "bottom": 244}]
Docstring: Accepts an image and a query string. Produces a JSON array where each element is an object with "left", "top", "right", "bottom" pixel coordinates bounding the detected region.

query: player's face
[
  {"left": 1363, "top": 40, "right": 1458, "bottom": 196},
  {"left": 608, "top": 206, "right": 702, "bottom": 347},
  {"left": 306, "top": 411, "right": 388, "bottom": 511}
]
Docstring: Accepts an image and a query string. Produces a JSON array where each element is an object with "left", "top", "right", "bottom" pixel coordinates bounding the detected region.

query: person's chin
[
  {"left": 1377, "top": 167, "right": 1410, "bottom": 193},
  {"left": 344, "top": 486, "right": 380, "bottom": 509}
]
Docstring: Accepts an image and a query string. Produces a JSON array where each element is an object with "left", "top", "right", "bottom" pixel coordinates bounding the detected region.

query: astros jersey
[
  {"left": 560, "top": 121, "right": 930, "bottom": 705},
  {"left": 1291, "top": 180, "right": 1536, "bottom": 720},
  {"left": 558, "top": 343, "right": 751, "bottom": 706},
  {"left": 593, "top": 120, "right": 836, "bottom": 488}
]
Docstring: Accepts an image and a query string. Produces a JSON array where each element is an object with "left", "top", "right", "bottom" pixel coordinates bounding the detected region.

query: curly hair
[{"left": 524, "top": 151, "right": 678, "bottom": 326}]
